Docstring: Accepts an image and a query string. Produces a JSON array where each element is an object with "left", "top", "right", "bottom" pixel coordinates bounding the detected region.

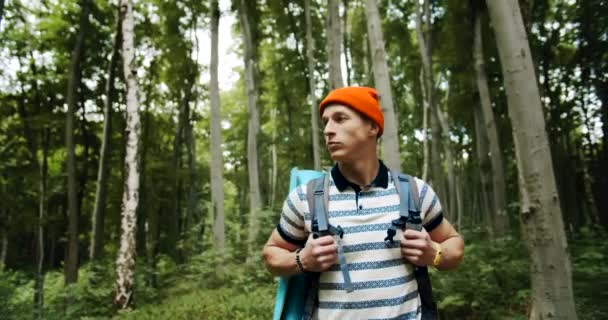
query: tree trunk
[
  {"left": 486, "top": 1, "right": 578, "bottom": 318},
  {"left": 419, "top": 69, "right": 429, "bottom": 181},
  {"left": 0, "top": 0, "right": 4, "bottom": 27},
  {"left": 115, "top": 0, "right": 141, "bottom": 309},
  {"left": 64, "top": 0, "right": 89, "bottom": 286},
  {"left": 473, "top": 103, "right": 494, "bottom": 233},
  {"left": 34, "top": 128, "right": 49, "bottom": 320},
  {"left": 91, "top": 7, "right": 121, "bottom": 262},
  {"left": 578, "top": 148, "right": 599, "bottom": 226},
  {"left": 342, "top": 0, "right": 351, "bottom": 86},
  {"left": 0, "top": 224, "right": 6, "bottom": 271},
  {"left": 305, "top": 0, "right": 321, "bottom": 171},
  {"left": 415, "top": 0, "right": 443, "bottom": 195},
  {"left": 364, "top": 0, "right": 400, "bottom": 170},
  {"left": 210, "top": 0, "right": 226, "bottom": 255},
  {"left": 473, "top": 8, "right": 508, "bottom": 234},
  {"left": 327, "top": 0, "right": 344, "bottom": 89},
  {"left": 239, "top": 0, "right": 263, "bottom": 261},
  {"left": 169, "top": 100, "right": 186, "bottom": 261},
  {"left": 434, "top": 79, "right": 456, "bottom": 220}
]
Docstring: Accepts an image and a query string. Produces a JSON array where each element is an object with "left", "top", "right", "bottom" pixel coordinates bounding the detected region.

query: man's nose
[{"left": 323, "top": 121, "right": 335, "bottom": 137}]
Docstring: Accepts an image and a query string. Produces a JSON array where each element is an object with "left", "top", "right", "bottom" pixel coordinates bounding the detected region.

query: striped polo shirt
[{"left": 277, "top": 161, "right": 444, "bottom": 320}]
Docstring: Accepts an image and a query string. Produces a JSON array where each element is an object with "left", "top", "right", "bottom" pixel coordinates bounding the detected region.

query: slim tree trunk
[
  {"left": 578, "top": 148, "right": 599, "bottom": 225},
  {"left": 415, "top": 0, "right": 443, "bottom": 195},
  {"left": 65, "top": 0, "right": 89, "bottom": 286},
  {"left": 486, "top": 1, "right": 578, "bottom": 318},
  {"left": 239, "top": 0, "right": 263, "bottom": 261},
  {"left": 210, "top": 0, "right": 226, "bottom": 255},
  {"left": 305, "top": 0, "right": 321, "bottom": 171},
  {"left": 420, "top": 69, "right": 429, "bottom": 181},
  {"left": 434, "top": 79, "right": 456, "bottom": 219},
  {"left": 0, "top": 226, "right": 6, "bottom": 271},
  {"left": 0, "top": 0, "right": 5, "bottom": 27},
  {"left": 473, "top": 8, "right": 508, "bottom": 234},
  {"left": 342, "top": 0, "right": 351, "bottom": 86},
  {"left": 91, "top": 7, "right": 121, "bottom": 261},
  {"left": 115, "top": 0, "right": 141, "bottom": 309},
  {"left": 473, "top": 103, "right": 494, "bottom": 233},
  {"left": 34, "top": 129, "right": 49, "bottom": 320},
  {"left": 169, "top": 99, "right": 186, "bottom": 261},
  {"left": 364, "top": 0, "right": 400, "bottom": 170},
  {"left": 327, "top": 0, "right": 344, "bottom": 89}
]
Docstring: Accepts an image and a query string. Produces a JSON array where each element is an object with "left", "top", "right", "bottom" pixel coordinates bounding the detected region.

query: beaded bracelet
[{"left": 295, "top": 248, "right": 305, "bottom": 273}]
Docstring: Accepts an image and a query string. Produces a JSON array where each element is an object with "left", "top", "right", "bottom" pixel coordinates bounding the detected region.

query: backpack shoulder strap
[
  {"left": 306, "top": 168, "right": 353, "bottom": 293},
  {"left": 386, "top": 170, "right": 411, "bottom": 242}
]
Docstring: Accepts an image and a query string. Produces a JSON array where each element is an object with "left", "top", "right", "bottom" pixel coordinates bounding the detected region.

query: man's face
[{"left": 321, "top": 104, "right": 377, "bottom": 161}]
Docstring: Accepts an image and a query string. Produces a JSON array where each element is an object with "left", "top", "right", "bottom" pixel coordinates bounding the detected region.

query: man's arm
[
  {"left": 262, "top": 229, "right": 338, "bottom": 276},
  {"left": 400, "top": 218, "right": 464, "bottom": 270}
]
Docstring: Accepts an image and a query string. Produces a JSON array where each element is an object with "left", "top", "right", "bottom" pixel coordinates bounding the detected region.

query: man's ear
[{"left": 368, "top": 121, "right": 379, "bottom": 138}]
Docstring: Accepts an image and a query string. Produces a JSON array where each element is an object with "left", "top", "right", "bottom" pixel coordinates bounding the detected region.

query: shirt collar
[{"left": 331, "top": 160, "right": 389, "bottom": 192}]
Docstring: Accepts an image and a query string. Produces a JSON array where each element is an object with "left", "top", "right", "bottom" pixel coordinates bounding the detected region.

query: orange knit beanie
[{"left": 319, "top": 86, "right": 384, "bottom": 136}]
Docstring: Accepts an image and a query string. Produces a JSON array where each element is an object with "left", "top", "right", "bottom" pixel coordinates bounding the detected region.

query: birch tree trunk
[
  {"left": 486, "top": 1, "right": 578, "bottom": 318},
  {"left": 327, "top": 0, "right": 344, "bottom": 89},
  {"left": 364, "top": 0, "right": 400, "bottom": 170},
  {"left": 239, "top": 0, "right": 262, "bottom": 260},
  {"left": 473, "top": 8, "right": 508, "bottom": 234},
  {"left": 64, "top": 0, "right": 89, "bottom": 285},
  {"left": 91, "top": 7, "right": 121, "bottom": 261},
  {"left": 305, "top": 0, "right": 321, "bottom": 171},
  {"left": 210, "top": 0, "right": 226, "bottom": 254},
  {"left": 115, "top": 0, "right": 141, "bottom": 309}
]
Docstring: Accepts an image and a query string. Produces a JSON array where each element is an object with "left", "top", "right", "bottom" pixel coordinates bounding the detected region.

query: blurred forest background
[{"left": 0, "top": 0, "right": 606, "bottom": 319}]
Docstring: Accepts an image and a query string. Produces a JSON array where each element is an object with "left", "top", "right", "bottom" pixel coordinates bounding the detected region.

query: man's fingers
[
  {"left": 312, "top": 244, "right": 337, "bottom": 257},
  {"left": 400, "top": 238, "right": 426, "bottom": 249},
  {"left": 403, "top": 229, "right": 425, "bottom": 239},
  {"left": 314, "top": 235, "right": 336, "bottom": 245},
  {"left": 402, "top": 248, "right": 423, "bottom": 257}
]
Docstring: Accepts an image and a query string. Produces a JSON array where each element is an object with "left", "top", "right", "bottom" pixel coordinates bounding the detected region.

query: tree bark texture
[
  {"left": 364, "top": 0, "right": 400, "bottom": 170},
  {"left": 305, "top": 0, "right": 321, "bottom": 171},
  {"left": 486, "top": 1, "right": 578, "bottom": 318},
  {"left": 115, "top": 0, "right": 141, "bottom": 309},
  {"left": 64, "top": 0, "right": 89, "bottom": 286},
  {"left": 239, "top": 0, "right": 263, "bottom": 260},
  {"left": 327, "top": 0, "right": 344, "bottom": 89},
  {"left": 473, "top": 8, "right": 508, "bottom": 234},
  {"left": 210, "top": 0, "right": 226, "bottom": 254},
  {"left": 91, "top": 6, "right": 121, "bottom": 261}
]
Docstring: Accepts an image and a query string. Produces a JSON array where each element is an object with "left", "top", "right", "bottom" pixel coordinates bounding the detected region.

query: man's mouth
[{"left": 327, "top": 141, "right": 340, "bottom": 150}]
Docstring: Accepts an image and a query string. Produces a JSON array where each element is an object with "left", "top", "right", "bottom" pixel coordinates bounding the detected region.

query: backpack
[{"left": 272, "top": 167, "right": 438, "bottom": 320}]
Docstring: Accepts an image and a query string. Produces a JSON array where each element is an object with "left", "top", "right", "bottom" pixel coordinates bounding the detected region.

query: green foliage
[{"left": 432, "top": 228, "right": 530, "bottom": 319}]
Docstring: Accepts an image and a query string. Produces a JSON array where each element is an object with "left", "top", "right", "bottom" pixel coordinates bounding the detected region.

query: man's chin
[{"left": 329, "top": 152, "right": 346, "bottom": 162}]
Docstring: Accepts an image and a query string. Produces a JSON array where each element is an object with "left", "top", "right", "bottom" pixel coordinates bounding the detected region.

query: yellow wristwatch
[{"left": 432, "top": 242, "right": 442, "bottom": 268}]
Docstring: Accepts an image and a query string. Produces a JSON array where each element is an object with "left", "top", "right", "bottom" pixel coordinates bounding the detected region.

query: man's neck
[{"left": 337, "top": 157, "right": 380, "bottom": 188}]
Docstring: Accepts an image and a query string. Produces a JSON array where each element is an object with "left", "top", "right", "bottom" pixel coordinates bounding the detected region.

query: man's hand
[
  {"left": 300, "top": 235, "right": 338, "bottom": 272},
  {"left": 400, "top": 228, "right": 437, "bottom": 267}
]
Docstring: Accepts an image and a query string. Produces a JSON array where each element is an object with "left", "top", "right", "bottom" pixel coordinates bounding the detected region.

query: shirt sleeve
[
  {"left": 276, "top": 185, "right": 309, "bottom": 246},
  {"left": 414, "top": 177, "right": 444, "bottom": 232}
]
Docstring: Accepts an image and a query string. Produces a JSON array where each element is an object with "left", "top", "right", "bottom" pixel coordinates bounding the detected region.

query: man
[{"left": 263, "top": 86, "right": 464, "bottom": 319}]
